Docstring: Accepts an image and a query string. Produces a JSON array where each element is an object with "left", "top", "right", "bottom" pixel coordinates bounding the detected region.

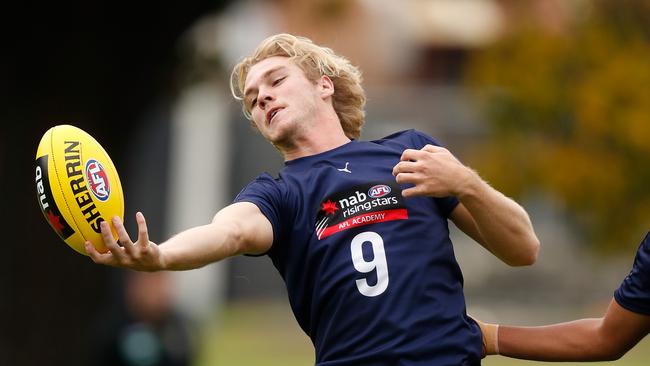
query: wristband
[
  {"left": 470, "top": 316, "right": 500, "bottom": 356},
  {"left": 479, "top": 320, "right": 500, "bottom": 355}
]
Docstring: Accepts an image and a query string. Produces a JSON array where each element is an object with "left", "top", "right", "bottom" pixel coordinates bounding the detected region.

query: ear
[{"left": 318, "top": 75, "right": 335, "bottom": 99}]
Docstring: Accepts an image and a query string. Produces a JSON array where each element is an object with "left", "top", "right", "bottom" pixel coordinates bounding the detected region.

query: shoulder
[
  {"left": 371, "top": 129, "right": 445, "bottom": 150},
  {"left": 234, "top": 172, "right": 287, "bottom": 202}
]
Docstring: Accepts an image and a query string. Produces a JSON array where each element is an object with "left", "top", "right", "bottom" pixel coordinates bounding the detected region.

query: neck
[
  {"left": 280, "top": 130, "right": 351, "bottom": 161},
  {"left": 277, "top": 113, "right": 352, "bottom": 161}
]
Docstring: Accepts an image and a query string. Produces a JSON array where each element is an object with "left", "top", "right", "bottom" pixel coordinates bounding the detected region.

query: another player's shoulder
[
  {"left": 636, "top": 231, "right": 650, "bottom": 264},
  {"left": 641, "top": 232, "right": 650, "bottom": 250},
  {"left": 371, "top": 129, "right": 444, "bottom": 150},
  {"left": 614, "top": 231, "right": 650, "bottom": 315}
]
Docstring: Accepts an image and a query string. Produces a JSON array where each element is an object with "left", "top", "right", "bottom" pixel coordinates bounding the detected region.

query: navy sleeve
[
  {"left": 614, "top": 232, "right": 650, "bottom": 315},
  {"left": 407, "top": 130, "right": 461, "bottom": 217},
  {"left": 233, "top": 173, "right": 285, "bottom": 255}
]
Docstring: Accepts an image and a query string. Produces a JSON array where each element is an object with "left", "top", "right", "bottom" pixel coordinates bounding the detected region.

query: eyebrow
[{"left": 243, "top": 66, "right": 287, "bottom": 99}]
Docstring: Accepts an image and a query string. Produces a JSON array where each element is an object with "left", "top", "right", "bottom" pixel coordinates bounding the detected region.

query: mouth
[{"left": 266, "top": 107, "right": 283, "bottom": 125}]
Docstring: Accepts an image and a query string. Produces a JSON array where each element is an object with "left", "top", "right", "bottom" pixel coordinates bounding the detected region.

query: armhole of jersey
[{"left": 237, "top": 199, "right": 276, "bottom": 258}]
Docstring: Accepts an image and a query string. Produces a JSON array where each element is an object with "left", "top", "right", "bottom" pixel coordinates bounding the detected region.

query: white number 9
[{"left": 350, "top": 231, "right": 389, "bottom": 297}]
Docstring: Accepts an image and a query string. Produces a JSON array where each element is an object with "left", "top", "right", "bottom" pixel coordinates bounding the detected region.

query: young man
[
  {"left": 86, "top": 34, "right": 540, "bottom": 365},
  {"left": 478, "top": 231, "right": 650, "bottom": 361}
]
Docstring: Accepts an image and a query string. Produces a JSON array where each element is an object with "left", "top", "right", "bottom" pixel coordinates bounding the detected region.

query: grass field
[{"left": 196, "top": 301, "right": 650, "bottom": 366}]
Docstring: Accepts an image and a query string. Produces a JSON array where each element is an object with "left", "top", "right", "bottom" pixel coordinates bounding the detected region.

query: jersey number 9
[{"left": 350, "top": 231, "right": 389, "bottom": 297}]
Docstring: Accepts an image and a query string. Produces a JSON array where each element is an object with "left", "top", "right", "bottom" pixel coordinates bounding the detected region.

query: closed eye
[{"left": 272, "top": 76, "right": 286, "bottom": 86}]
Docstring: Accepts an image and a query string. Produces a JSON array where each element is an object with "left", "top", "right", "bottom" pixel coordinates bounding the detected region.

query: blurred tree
[{"left": 465, "top": 0, "right": 650, "bottom": 252}]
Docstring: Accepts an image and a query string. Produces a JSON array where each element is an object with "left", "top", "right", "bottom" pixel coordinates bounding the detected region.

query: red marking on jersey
[
  {"left": 321, "top": 199, "right": 339, "bottom": 216},
  {"left": 318, "top": 208, "right": 408, "bottom": 239}
]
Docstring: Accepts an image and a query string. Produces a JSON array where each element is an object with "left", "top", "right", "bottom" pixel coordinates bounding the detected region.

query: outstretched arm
[
  {"left": 85, "top": 202, "right": 273, "bottom": 271},
  {"left": 392, "top": 144, "right": 539, "bottom": 266},
  {"left": 489, "top": 299, "right": 650, "bottom": 361}
]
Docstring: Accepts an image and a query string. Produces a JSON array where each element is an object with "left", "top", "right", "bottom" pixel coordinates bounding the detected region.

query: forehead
[{"left": 244, "top": 56, "right": 298, "bottom": 90}]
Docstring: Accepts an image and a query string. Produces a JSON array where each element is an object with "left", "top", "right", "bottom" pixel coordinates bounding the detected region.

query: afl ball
[{"left": 35, "top": 125, "right": 124, "bottom": 255}]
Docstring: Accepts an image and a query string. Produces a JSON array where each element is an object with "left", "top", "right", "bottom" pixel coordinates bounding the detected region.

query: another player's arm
[
  {"left": 487, "top": 299, "right": 650, "bottom": 361},
  {"left": 85, "top": 202, "right": 272, "bottom": 271},
  {"left": 392, "top": 144, "right": 539, "bottom": 266}
]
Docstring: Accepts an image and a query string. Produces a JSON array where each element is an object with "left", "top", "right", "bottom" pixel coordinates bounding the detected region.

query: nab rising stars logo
[
  {"left": 85, "top": 159, "right": 111, "bottom": 201},
  {"left": 315, "top": 182, "right": 407, "bottom": 240}
]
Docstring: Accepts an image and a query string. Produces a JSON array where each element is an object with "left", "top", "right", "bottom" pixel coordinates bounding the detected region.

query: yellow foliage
[{"left": 465, "top": 1, "right": 650, "bottom": 252}]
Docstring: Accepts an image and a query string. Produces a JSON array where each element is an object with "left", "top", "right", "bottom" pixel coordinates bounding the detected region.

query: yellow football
[{"left": 35, "top": 124, "right": 124, "bottom": 255}]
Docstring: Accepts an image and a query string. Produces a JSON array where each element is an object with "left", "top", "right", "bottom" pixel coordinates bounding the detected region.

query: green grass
[
  {"left": 195, "top": 301, "right": 313, "bottom": 366},
  {"left": 196, "top": 300, "right": 650, "bottom": 366}
]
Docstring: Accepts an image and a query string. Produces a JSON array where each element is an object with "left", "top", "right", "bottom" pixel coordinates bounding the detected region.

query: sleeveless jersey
[
  {"left": 234, "top": 129, "right": 482, "bottom": 365},
  {"left": 614, "top": 231, "right": 650, "bottom": 315}
]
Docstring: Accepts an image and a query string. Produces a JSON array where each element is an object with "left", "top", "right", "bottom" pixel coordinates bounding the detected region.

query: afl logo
[
  {"left": 85, "top": 159, "right": 110, "bottom": 201},
  {"left": 368, "top": 184, "right": 391, "bottom": 198}
]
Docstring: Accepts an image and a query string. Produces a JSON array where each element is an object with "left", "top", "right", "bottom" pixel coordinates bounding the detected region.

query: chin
[{"left": 266, "top": 120, "right": 296, "bottom": 143}]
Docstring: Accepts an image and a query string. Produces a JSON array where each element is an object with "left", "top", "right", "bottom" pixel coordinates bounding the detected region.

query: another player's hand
[
  {"left": 85, "top": 212, "right": 165, "bottom": 272},
  {"left": 392, "top": 144, "right": 475, "bottom": 198}
]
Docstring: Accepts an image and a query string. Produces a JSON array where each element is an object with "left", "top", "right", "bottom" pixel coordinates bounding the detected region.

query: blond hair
[{"left": 230, "top": 33, "right": 366, "bottom": 139}]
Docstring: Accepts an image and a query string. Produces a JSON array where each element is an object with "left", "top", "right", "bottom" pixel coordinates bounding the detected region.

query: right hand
[
  {"left": 85, "top": 212, "right": 165, "bottom": 272},
  {"left": 392, "top": 145, "right": 476, "bottom": 198}
]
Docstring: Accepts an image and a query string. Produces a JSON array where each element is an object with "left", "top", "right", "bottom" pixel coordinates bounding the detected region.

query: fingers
[
  {"left": 112, "top": 216, "right": 132, "bottom": 245},
  {"left": 399, "top": 148, "right": 426, "bottom": 162},
  {"left": 112, "top": 216, "right": 136, "bottom": 257},
  {"left": 90, "top": 215, "right": 132, "bottom": 265},
  {"left": 395, "top": 145, "right": 461, "bottom": 199},
  {"left": 85, "top": 240, "right": 114, "bottom": 265},
  {"left": 86, "top": 213, "right": 157, "bottom": 270},
  {"left": 392, "top": 161, "right": 418, "bottom": 176},
  {"left": 394, "top": 172, "right": 429, "bottom": 198},
  {"left": 401, "top": 186, "right": 426, "bottom": 198},
  {"left": 422, "top": 144, "right": 446, "bottom": 153},
  {"left": 101, "top": 220, "right": 127, "bottom": 261},
  {"left": 400, "top": 145, "right": 447, "bottom": 161},
  {"left": 393, "top": 156, "right": 424, "bottom": 195},
  {"left": 394, "top": 171, "right": 417, "bottom": 185},
  {"left": 135, "top": 212, "right": 150, "bottom": 249}
]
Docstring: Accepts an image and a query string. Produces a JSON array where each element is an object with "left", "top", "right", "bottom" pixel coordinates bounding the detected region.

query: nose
[{"left": 257, "top": 87, "right": 274, "bottom": 109}]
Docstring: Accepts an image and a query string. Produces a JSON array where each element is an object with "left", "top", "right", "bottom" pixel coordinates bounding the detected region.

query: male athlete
[
  {"left": 478, "top": 231, "right": 650, "bottom": 361},
  {"left": 86, "top": 34, "right": 540, "bottom": 365}
]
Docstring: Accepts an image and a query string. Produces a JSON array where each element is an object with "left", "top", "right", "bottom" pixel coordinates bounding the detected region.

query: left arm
[{"left": 393, "top": 144, "right": 539, "bottom": 266}]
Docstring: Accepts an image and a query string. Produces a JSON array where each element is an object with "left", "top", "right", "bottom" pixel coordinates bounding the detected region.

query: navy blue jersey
[
  {"left": 614, "top": 232, "right": 650, "bottom": 315},
  {"left": 235, "top": 129, "right": 482, "bottom": 365}
]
